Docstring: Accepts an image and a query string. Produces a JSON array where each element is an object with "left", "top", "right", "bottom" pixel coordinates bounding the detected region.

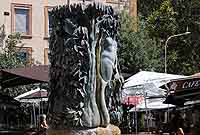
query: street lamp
[
  {"left": 164, "top": 31, "right": 191, "bottom": 73},
  {"left": 164, "top": 31, "right": 191, "bottom": 124}
]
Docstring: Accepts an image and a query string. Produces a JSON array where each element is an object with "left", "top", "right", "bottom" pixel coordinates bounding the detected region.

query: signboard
[
  {"left": 122, "top": 96, "right": 144, "bottom": 105},
  {"left": 161, "top": 77, "right": 200, "bottom": 99},
  {"left": 167, "top": 77, "right": 200, "bottom": 92}
]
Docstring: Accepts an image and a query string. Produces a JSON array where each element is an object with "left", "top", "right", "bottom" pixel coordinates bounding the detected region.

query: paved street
[{"left": 122, "top": 132, "right": 157, "bottom": 135}]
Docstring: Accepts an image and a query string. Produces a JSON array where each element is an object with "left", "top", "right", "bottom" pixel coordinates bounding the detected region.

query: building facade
[{"left": 0, "top": 0, "right": 136, "bottom": 65}]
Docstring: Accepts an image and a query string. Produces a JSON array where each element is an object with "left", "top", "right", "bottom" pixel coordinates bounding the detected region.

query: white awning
[
  {"left": 15, "top": 87, "right": 48, "bottom": 103},
  {"left": 123, "top": 71, "right": 187, "bottom": 97}
]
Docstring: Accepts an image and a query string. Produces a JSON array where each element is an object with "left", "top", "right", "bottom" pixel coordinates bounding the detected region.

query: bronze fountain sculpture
[{"left": 47, "top": 3, "right": 123, "bottom": 134}]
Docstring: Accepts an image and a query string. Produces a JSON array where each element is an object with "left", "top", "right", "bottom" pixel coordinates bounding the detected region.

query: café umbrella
[{"left": 15, "top": 88, "right": 48, "bottom": 127}]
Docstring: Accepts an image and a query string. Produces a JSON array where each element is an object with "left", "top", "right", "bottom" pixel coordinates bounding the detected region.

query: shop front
[{"left": 161, "top": 75, "right": 200, "bottom": 135}]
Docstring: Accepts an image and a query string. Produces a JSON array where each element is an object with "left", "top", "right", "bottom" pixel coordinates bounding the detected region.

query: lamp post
[
  {"left": 164, "top": 31, "right": 191, "bottom": 123},
  {"left": 164, "top": 31, "right": 191, "bottom": 73}
]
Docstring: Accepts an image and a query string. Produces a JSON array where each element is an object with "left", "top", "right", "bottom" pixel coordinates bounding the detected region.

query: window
[
  {"left": 11, "top": 3, "right": 32, "bottom": 37},
  {"left": 16, "top": 47, "right": 32, "bottom": 64},
  {"left": 44, "top": 7, "right": 53, "bottom": 38}
]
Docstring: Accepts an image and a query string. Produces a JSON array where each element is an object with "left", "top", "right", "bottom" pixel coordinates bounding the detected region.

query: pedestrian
[
  {"left": 177, "top": 128, "right": 184, "bottom": 135},
  {"left": 38, "top": 115, "right": 48, "bottom": 135},
  {"left": 169, "top": 111, "right": 184, "bottom": 135}
]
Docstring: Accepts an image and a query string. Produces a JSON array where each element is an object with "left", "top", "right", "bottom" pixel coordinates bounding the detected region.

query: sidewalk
[
  {"left": 122, "top": 132, "right": 157, "bottom": 135},
  {"left": 122, "top": 133, "right": 169, "bottom": 135}
]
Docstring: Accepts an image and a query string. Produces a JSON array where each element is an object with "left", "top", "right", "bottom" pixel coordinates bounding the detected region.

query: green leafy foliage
[
  {"left": 138, "top": 0, "right": 163, "bottom": 17},
  {"left": 147, "top": 0, "right": 177, "bottom": 39},
  {"left": 118, "top": 11, "right": 163, "bottom": 74},
  {"left": 0, "top": 33, "right": 26, "bottom": 69},
  {"left": 138, "top": 0, "right": 200, "bottom": 75},
  {"left": 0, "top": 33, "right": 32, "bottom": 97}
]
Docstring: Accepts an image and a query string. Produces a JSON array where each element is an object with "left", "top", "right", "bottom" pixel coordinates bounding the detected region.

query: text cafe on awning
[{"left": 161, "top": 75, "right": 200, "bottom": 105}]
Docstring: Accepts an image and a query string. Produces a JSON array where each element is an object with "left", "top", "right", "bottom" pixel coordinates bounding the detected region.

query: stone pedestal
[{"left": 47, "top": 124, "right": 121, "bottom": 135}]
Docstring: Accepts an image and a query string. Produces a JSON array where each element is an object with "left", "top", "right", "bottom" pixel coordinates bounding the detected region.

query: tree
[
  {"left": 0, "top": 33, "right": 26, "bottom": 69},
  {"left": 138, "top": 0, "right": 163, "bottom": 18},
  {"left": 146, "top": 0, "right": 178, "bottom": 39},
  {"left": 0, "top": 33, "right": 33, "bottom": 97},
  {"left": 144, "top": 0, "right": 200, "bottom": 75},
  {"left": 118, "top": 11, "right": 163, "bottom": 74},
  {"left": 169, "top": 0, "right": 200, "bottom": 75}
]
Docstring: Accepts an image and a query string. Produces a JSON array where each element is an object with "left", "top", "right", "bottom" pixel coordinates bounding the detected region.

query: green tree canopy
[
  {"left": 138, "top": 0, "right": 200, "bottom": 75},
  {"left": 0, "top": 33, "right": 26, "bottom": 69},
  {"left": 0, "top": 33, "right": 34, "bottom": 97},
  {"left": 147, "top": 0, "right": 177, "bottom": 39},
  {"left": 118, "top": 11, "right": 163, "bottom": 75}
]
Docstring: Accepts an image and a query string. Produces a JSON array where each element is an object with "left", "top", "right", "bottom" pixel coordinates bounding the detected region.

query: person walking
[
  {"left": 38, "top": 115, "right": 48, "bottom": 135},
  {"left": 169, "top": 111, "right": 184, "bottom": 135}
]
